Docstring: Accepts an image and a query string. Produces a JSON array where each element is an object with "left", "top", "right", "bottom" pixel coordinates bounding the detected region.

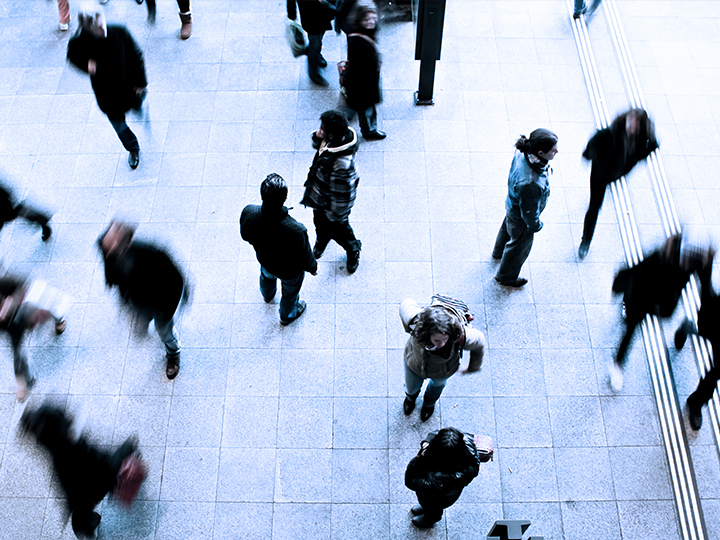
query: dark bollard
[
  {"left": 413, "top": 0, "right": 446, "bottom": 105},
  {"left": 487, "top": 520, "right": 544, "bottom": 540}
]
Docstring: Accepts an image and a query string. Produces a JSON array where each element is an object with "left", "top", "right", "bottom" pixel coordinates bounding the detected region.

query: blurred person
[
  {"left": 67, "top": 2, "right": 148, "bottom": 169},
  {"left": 301, "top": 110, "right": 362, "bottom": 274},
  {"left": 136, "top": 0, "right": 193, "bottom": 38},
  {"left": 240, "top": 173, "right": 318, "bottom": 325},
  {"left": 492, "top": 129, "right": 558, "bottom": 287},
  {"left": 578, "top": 108, "right": 658, "bottom": 259},
  {"left": 97, "top": 221, "right": 187, "bottom": 379},
  {"left": 0, "top": 273, "right": 70, "bottom": 401},
  {"left": 341, "top": 0, "right": 386, "bottom": 140},
  {"left": 404, "top": 427, "right": 481, "bottom": 528},
  {"left": 611, "top": 232, "right": 712, "bottom": 391},
  {"left": 21, "top": 403, "right": 146, "bottom": 539},
  {"left": 287, "top": 0, "right": 335, "bottom": 86},
  {"left": 55, "top": 0, "right": 71, "bottom": 31},
  {"left": 574, "top": 0, "right": 602, "bottom": 19},
  {"left": 399, "top": 298, "right": 486, "bottom": 421},
  {"left": 334, "top": 0, "right": 358, "bottom": 34},
  {"left": 0, "top": 183, "right": 53, "bottom": 241}
]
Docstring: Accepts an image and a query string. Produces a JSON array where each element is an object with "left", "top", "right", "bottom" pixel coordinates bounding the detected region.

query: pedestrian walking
[
  {"left": 492, "top": 129, "right": 558, "bottom": 287},
  {"left": 573, "top": 0, "right": 602, "bottom": 19},
  {"left": 404, "top": 428, "right": 481, "bottom": 528},
  {"left": 136, "top": 0, "right": 193, "bottom": 38},
  {"left": 400, "top": 297, "right": 486, "bottom": 421},
  {"left": 287, "top": 0, "right": 335, "bottom": 86},
  {"left": 578, "top": 108, "right": 658, "bottom": 259},
  {"left": 301, "top": 110, "right": 362, "bottom": 274},
  {"left": 0, "top": 184, "right": 53, "bottom": 241},
  {"left": 0, "top": 274, "right": 70, "bottom": 401},
  {"left": 340, "top": 0, "right": 386, "bottom": 140},
  {"left": 67, "top": 3, "right": 148, "bottom": 169},
  {"left": 97, "top": 221, "right": 187, "bottom": 380},
  {"left": 54, "top": 0, "right": 71, "bottom": 31},
  {"left": 240, "top": 174, "right": 318, "bottom": 325},
  {"left": 610, "top": 232, "right": 712, "bottom": 391}
]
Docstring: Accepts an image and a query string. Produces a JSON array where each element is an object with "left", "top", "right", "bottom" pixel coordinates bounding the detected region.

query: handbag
[{"left": 285, "top": 18, "right": 307, "bottom": 58}]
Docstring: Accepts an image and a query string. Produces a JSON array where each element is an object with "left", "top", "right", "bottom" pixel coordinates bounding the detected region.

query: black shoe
[
  {"left": 688, "top": 400, "right": 703, "bottom": 431},
  {"left": 410, "top": 505, "right": 424, "bottom": 516},
  {"left": 363, "top": 130, "right": 386, "bottom": 141},
  {"left": 310, "top": 74, "right": 329, "bottom": 87},
  {"left": 136, "top": 0, "right": 144, "bottom": 3},
  {"left": 578, "top": 240, "right": 590, "bottom": 259},
  {"left": 166, "top": 353, "right": 180, "bottom": 380},
  {"left": 347, "top": 249, "right": 360, "bottom": 274},
  {"left": 41, "top": 225, "right": 52, "bottom": 241},
  {"left": 412, "top": 514, "right": 438, "bottom": 528},
  {"left": 129, "top": 150, "right": 140, "bottom": 169},
  {"left": 313, "top": 242, "right": 326, "bottom": 260},
  {"left": 403, "top": 395, "right": 417, "bottom": 415},
  {"left": 420, "top": 404, "right": 435, "bottom": 422},
  {"left": 495, "top": 277, "right": 527, "bottom": 287},
  {"left": 319, "top": 55, "right": 328, "bottom": 68},
  {"left": 281, "top": 300, "right": 307, "bottom": 325},
  {"left": 675, "top": 325, "right": 688, "bottom": 350},
  {"left": 573, "top": 7, "right": 587, "bottom": 19},
  {"left": 491, "top": 252, "right": 502, "bottom": 260}
]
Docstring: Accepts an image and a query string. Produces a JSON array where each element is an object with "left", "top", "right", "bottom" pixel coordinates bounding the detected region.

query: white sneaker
[
  {"left": 609, "top": 362, "right": 623, "bottom": 392},
  {"left": 59, "top": 22, "right": 69, "bottom": 31}
]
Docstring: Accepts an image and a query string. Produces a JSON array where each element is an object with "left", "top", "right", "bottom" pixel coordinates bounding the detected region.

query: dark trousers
[
  {"left": 8, "top": 305, "right": 34, "bottom": 385},
  {"left": 0, "top": 202, "right": 51, "bottom": 235},
  {"left": 145, "top": 0, "right": 189, "bottom": 13},
  {"left": 259, "top": 267, "right": 304, "bottom": 321},
  {"left": 108, "top": 115, "right": 140, "bottom": 152},
  {"left": 346, "top": 105, "right": 378, "bottom": 136},
  {"left": 581, "top": 169, "right": 610, "bottom": 246},
  {"left": 307, "top": 33, "right": 325, "bottom": 79},
  {"left": 313, "top": 210, "right": 361, "bottom": 255},
  {"left": 493, "top": 215, "right": 534, "bottom": 283},
  {"left": 615, "top": 314, "right": 643, "bottom": 368},
  {"left": 416, "top": 491, "right": 461, "bottom": 524}
]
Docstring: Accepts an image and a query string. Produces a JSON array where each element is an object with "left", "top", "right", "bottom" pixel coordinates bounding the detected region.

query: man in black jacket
[
  {"left": 98, "top": 221, "right": 187, "bottom": 379},
  {"left": 67, "top": 5, "right": 148, "bottom": 169},
  {"left": 241, "top": 174, "right": 317, "bottom": 325},
  {"left": 287, "top": 0, "right": 335, "bottom": 86}
]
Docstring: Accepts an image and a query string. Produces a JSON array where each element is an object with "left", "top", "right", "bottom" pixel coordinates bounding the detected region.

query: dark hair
[
  {"left": 260, "top": 173, "right": 288, "bottom": 208},
  {"left": 320, "top": 110, "right": 349, "bottom": 141},
  {"left": 515, "top": 128, "right": 558, "bottom": 156},
  {"left": 349, "top": 0, "right": 378, "bottom": 28},
  {"left": 411, "top": 306, "right": 463, "bottom": 347},
  {"left": 422, "top": 427, "right": 469, "bottom": 472},
  {"left": 611, "top": 108, "right": 654, "bottom": 141}
]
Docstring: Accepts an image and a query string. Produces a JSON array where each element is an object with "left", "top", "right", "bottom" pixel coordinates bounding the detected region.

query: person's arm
[
  {"left": 399, "top": 299, "right": 422, "bottom": 334},
  {"left": 300, "top": 228, "right": 318, "bottom": 275},
  {"left": 518, "top": 183, "right": 543, "bottom": 232},
  {"left": 461, "top": 327, "right": 487, "bottom": 373},
  {"left": 67, "top": 33, "right": 91, "bottom": 74}
]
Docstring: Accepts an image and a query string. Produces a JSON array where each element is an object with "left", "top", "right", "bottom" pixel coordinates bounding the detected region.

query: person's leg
[
  {"left": 579, "top": 173, "right": 607, "bottom": 255},
  {"left": 495, "top": 217, "right": 534, "bottom": 283},
  {"left": 413, "top": 495, "right": 444, "bottom": 527},
  {"left": 155, "top": 315, "right": 180, "bottom": 356},
  {"left": 15, "top": 202, "right": 52, "bottom": 240},
  {"left": 278, "top": 273, "right": 305, "bottom": 321},
  {"left": 573, "top": 0, "right": 586, "bottom": 16},
  {"left": 177, "top": 0, "right": 192, "bottom": 39},
  {"left": 107, "top": 115, "right": 140, "bottom": 152},
  {"left": 422, "top": 376, "right": 449, "bottom": 407},
  {"left": 313, "top": 210, "right": 332, "bottom": 257},
  {"left": 259, "top": 267, "right": 278, "bottom": 303},
  {"left": 72, "top": 507, "right": 102, "bottom": 538},
  {"left": 327, "top": 217, "right": 362, "bottom": 272},
  {"left": 306, "top": 33, "right": 327, "bottom": 84},
  {"left": 688, "top": 365, "right": 720, "bottom": 411},
  {"left": 358, "top": 106, "right": 378, "bottom": 136},
  {"left": 57, "top": 0, "right": 70, "bottom": 26},
  {"left": 615, "top": 317, "right": 640, "bottom": 369},
  {"left": 146, "top": 0, "right": 157, "bottom": 22},
  {"left": 404, "top": 362, "right": 424, "bottom": 399},
  {"left": 492, "top": 217, "right": 510, "bottom": 259}
]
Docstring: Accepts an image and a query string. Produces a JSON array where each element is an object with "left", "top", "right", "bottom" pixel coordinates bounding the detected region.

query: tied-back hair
[
  {"left": 349, "top": 0, "right": 378, "bottom": 30},
  {"left": 260, "top": 173, "right": 288, "bottom": 208},
  {"left": 411, "top": 305, "right": 463, "bottom": 348},
  {"left": 422, "top": 427, "right": 469, "bottom": 472},
  {"left": 77, "top": 1, "right": 105, "bottom": 31},
  {"left": 515, "top": 128, "right": 558, "bottom": 157},
  {"left": 320, "top": 110, "right": 349, "bottom": 141}
]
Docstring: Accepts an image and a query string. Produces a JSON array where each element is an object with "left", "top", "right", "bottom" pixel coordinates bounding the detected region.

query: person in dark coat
[
  {"left": 405, "top": 428, "right": 481, "bottom": 528},
  {"left": 610, "top": 233, "right": 712, "bottom": 391},
  {"left": 98, "top": 221, "right": 187, "bottom": 379},
  {"left": 287, "top": 0, "right": 335, "bottom": 86},
  {"left": 21, "top": 404, "right": 145, "bottom": 539},
  {"left": 341, "top": 0, "right": 385, "bottom": 140},
  {"left": 0, "top": 184, "right": 52, "bottom": 241},
  {"left": 67, "top": 4, "right": 148, "bottom": 169},
  {"left": 578, "top": 108, "right": 658, "bottom": 259},
  {"left": 240, "top": 173, "right": 318, "bottom": 325},
  {"left": 301, "top": 110, "right": 363, "bottom": 274}
]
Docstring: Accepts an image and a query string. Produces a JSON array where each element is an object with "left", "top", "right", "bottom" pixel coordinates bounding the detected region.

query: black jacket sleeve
[{"left": 67, "top": 32, "right": 91, "bottom": 73}]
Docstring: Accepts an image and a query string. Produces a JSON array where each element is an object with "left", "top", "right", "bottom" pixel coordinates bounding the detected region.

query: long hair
[
  {"left": 422, "top": 427, "right": 469, "bottom": 472},
  {"left": 411, "top": 306, "right": 463, "bottom": 348},
  {"left": 515, "top": 128, "right": 558, "bottom": 156},
  {"left": 611, "top": 108, "right": 655, "bottom": 161},
  {"left": 349, "top": 0, "right": 378, "bottom": 32}
]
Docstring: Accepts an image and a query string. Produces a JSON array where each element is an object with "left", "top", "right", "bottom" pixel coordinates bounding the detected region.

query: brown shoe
[
  {"left": 166, "top": 352, "right": 180, "bottom": 380},
  {"left": 55, "top": 319, "right": 67, "bottom": 335},
  {"left": 179, "top": 12, "right": 192, "bottom": 40}
]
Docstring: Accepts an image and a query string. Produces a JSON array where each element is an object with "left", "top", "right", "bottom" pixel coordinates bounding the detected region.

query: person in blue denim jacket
[{"left": 492, "top": 129, "right": 558, "bottom": 287}]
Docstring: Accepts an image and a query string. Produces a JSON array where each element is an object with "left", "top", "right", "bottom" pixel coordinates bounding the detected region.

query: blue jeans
[
  {"left": 107, "top": 115, "right": 139, "bottom": 152},
  {"left": 260, "top": 267, "right": 304, "bottom": 321},
  {"left": 306, "top": 33, "right": 324, "bottom": 79},
  {"left": 155, "top": 315, "right": 180, "bottom": 355},
  {"left": 404, "top": 362, "right": 449, "bottom": 407},
  {"left": 574, "top": 0, "right": 585, "bottom": 14}
]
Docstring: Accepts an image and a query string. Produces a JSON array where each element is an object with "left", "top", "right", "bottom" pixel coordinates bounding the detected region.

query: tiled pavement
[{"left": 0, "top": 0, "right": 720, "bottom": 539}]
